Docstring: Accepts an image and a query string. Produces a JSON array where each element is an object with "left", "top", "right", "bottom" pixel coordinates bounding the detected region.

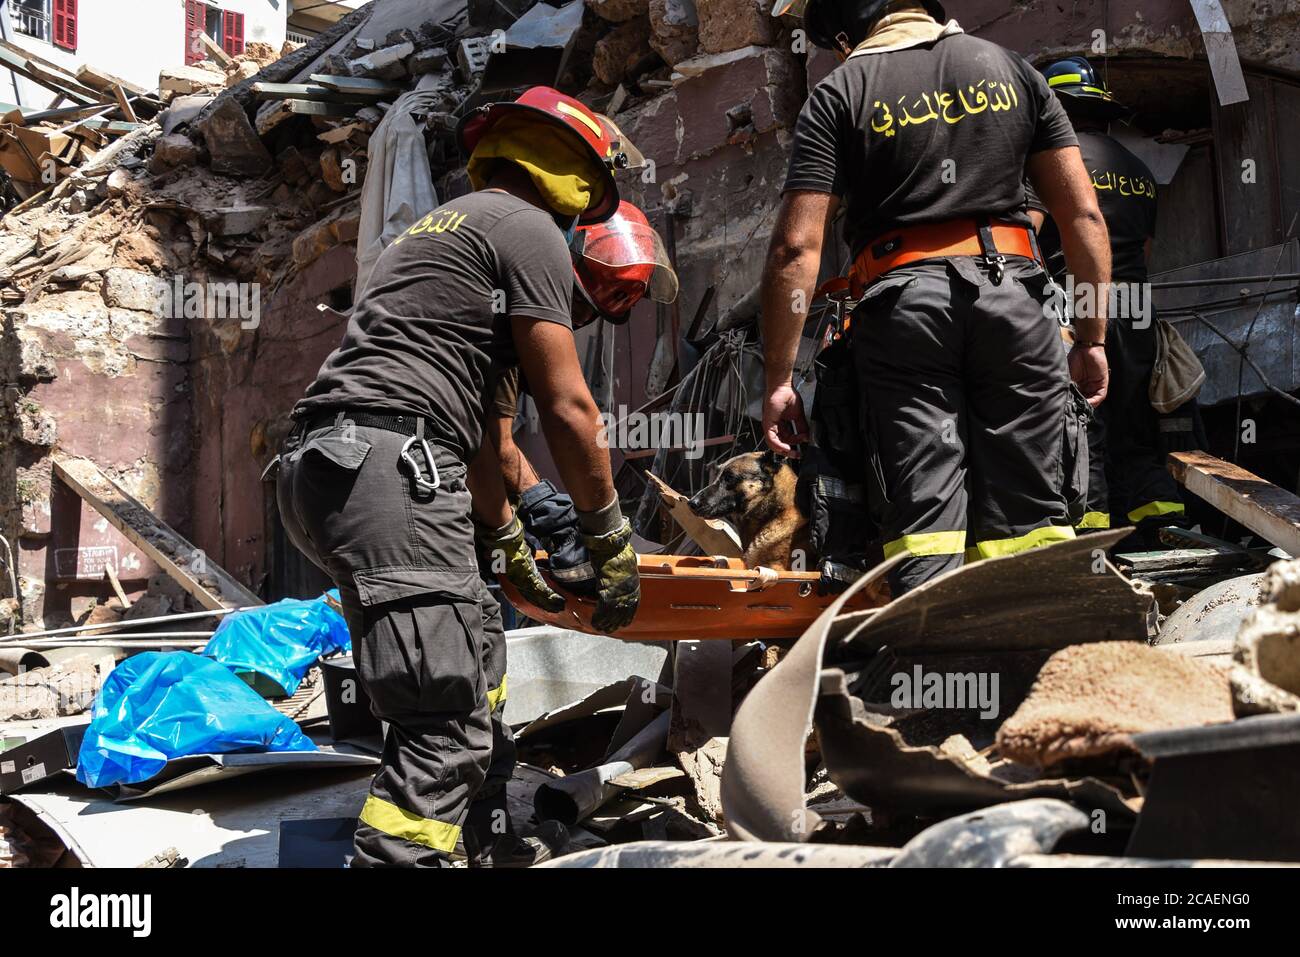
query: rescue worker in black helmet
[
  {"left": 1026, "top": 56, "right": 1198, "bottom": 546},
  {"left": 761, "top": 0, "right": 1113, "bottom": 595},
  {"left": 276, "top": 87, "right": 640, "bottom": 868}
]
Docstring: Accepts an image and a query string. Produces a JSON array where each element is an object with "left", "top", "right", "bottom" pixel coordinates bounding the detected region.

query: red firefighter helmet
[
  {"left": 457, "top": 86, "right": 628, "bottom": 223},
  {"left": 570, "top": 201, "right": 679, "bottom": 325}
]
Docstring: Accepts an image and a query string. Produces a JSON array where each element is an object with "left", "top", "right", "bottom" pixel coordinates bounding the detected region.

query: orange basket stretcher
[{"left": 498, "top": 554, "right": 890, "bottom": 641}]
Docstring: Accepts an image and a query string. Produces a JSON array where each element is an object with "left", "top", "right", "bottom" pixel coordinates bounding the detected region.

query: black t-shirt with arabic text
[
  {"left": 1028, "top": 130, "right": 1157, "bottom": 283},
  {"left": 783, "top": 31, "right": 1078, "bottom": 258},
  {"left": 297, "top": 190, "right": 573, "bottom": 462}
]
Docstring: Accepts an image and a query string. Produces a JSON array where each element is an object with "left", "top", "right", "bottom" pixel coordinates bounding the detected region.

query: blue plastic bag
[
  {"left": 202, "top": 591, "right": 350, "bottom": 697},
  {"left": 76, "top": 651, "right": 316, "bottom": 788}
]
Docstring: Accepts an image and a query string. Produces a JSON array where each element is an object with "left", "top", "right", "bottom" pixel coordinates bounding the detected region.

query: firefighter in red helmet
[
  {"left": 487, "top": 201, "right": 679, "bottom": 598},
  {"left": 276, "top": 87, "right": 641, "bottom": 868}
]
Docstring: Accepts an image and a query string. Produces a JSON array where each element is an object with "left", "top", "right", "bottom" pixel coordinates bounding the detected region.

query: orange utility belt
[{"left": 848, "top": 219, "right": 1041, "bottom": 297}]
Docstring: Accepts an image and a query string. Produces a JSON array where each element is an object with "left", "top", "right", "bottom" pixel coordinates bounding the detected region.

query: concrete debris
[
  {"left": 195, "top": 97, "right": 274, "bottom": 177},
  {"left": 1231, "top": 558, "right": 1300, "bottom": 715},
  {"left": 0, "top": 654, "right": 111, "bottom": 721},
  {"left": 995, "top": 642, "right": 1235, "bottom": 768},
  {"left": 648, "top": 0, "right": 700, "bottom": 67},
  {"left": 593, "top": 17, "right": 655, "bottom": 86},
  {"left": 696, "top": 0, "right": 777, "bottom": 54}
]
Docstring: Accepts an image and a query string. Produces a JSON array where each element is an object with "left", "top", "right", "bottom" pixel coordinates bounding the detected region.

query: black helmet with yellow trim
[
  {"left": 772, "top": 0, "right": 946, "bottom": 54},
  {"left": 1042, "top": 56, "right": 1127, "bottom": 121}
]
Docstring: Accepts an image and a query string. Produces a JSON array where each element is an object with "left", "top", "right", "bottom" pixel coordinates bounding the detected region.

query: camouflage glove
[
  {"left": 581, "top": 518, "right": 640, "bottom": 633},
  {"left": 476, "top": 514, "right": 565, "bottom": 613}
]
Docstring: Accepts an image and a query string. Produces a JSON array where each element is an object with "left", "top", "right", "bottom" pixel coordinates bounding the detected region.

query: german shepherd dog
[{"left": 687, "top": 450, "right": 812, "bottom": 571}]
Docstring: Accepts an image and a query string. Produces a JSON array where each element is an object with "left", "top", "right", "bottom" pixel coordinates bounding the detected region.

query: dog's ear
[{"left": 758, "top": 448, "right": 783, "bottom": 473}]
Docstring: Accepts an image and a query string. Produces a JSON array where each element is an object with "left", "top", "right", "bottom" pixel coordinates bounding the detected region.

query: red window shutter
[
  {"left": 185, "top": 0, "right": 206, "bottom": 65},
  {"left": 52, "top": 0, "right": 78, "bottom": 51},
  {"left": 222, "top": 11, "right": 245, "bottom": 56}
]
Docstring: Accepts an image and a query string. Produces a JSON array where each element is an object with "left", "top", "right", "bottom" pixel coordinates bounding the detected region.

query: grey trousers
[{"left": 276, "top": 417, "right": 513, "bottom": 867}]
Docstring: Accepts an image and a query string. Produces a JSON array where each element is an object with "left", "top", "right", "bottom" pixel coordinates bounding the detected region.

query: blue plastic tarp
[
  {"left": 202, "top": 592, "right": 351, "bottom": 697},
  {"left": 76, "top": 652, "right": 317, "bottom": 789}
]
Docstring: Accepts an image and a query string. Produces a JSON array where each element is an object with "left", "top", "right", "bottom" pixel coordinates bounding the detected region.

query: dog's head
[{"left": 687, "top": 450, "right": 788, "bottom": 521}]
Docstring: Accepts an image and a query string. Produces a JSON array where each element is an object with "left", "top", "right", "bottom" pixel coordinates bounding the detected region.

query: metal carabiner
[{"left": 400, "top": 435, "right": 440, "bottom": 494}]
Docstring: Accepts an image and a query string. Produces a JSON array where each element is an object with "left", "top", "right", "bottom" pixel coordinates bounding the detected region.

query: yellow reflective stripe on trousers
[
  {"left": 969, "top": 524, "right": 1076, "bottom": 560},
  {"left": 883, "top": 530, "right": 967, "bottom": 559},
  {"left": 1076, "top": 511, "right": 1111, "bottom": 530},
  {"left": 486, "top": 675, "right": 508, "bottom": 712},
  {"left": 1127, "top": 500, "right": 1185, "bottom": 523},
  {"left": 358, "top": 794, "right": 460, "bottom": 853}
]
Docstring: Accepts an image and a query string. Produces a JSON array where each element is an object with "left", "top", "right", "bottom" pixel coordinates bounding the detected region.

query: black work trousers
[
  {"left": 852, "top": 258, "right": 1075, "bottom": 595},
  {"left": 276, "top": 416, "right": 514, "bottom": 867}
]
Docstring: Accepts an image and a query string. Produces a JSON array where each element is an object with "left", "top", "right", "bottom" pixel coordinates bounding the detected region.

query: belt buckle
[{"left": 400, "top": 435, "right": 441, "bottom": 495}]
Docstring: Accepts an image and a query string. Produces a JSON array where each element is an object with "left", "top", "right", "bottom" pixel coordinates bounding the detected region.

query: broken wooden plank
[
  {"left": 309, "top": 73, "right": 402, "bottom": 95},
  {"left": 286, "top": 99, "right": 360, "bottom": 118},
  {"left": 111, "top": 83, "right": 137, "bottom": 123},
  {"left": 252, "top": 82, "right": 383, "bottom": 104},
  {"left": 1169, "top": 450, "right": 1300, "bottom": 556},
  {"left": 0, "top": 45, "right": 96, "bottom": 105},
  {"left": 75, "top": 64, "right": 152, "bottom": 100},
  {"left": 644, "top": 472, "right": 742, "bottom": 557},
  {"left": 198, "top": 31, "right": 235, "bottom": 68},
  {"left": 52, "top": 455, "right": 263, "bottom": 611}
]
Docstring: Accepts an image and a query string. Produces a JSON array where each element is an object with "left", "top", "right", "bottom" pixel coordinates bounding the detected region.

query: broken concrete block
[
  {"left": 1231, "top": 558, "right": 1300, "bottom": 715},
  {"left": 292, "top": 218, "right": 338, "bottom": 267},
  {"left": 331, "top": 207, "right": 361, "bottom": 244},
  {"left": 457, "top": 36, "right": 493, "bottom": 79},
  {"left": 350, "top": 41, "right": 415, "bottom": 80},
  {"left": 276, "top": 145, "right": 311, "bottom": 184},
  {"left": 152, "top": 133, "right": 201, "bottom": 169},
  {"left": 102, "top": 267, "right": 160, "bottom": 311},
  {"left": 0, "top": 655, "right": 106, "bottom": 721},
  {"left": 319, "top": 148, "right": 351, "bottom": 193},
  {"left": 225, "top": 61, "right": 261, "bottom": 86},
  {"left": 159, "top": 64, "right": 225, "bottom": 96},
  {"left": 409, "top": 46, "right": 449, "bottom": 74},
  {"left": 17, "top": 400, "right": 56, "bottom": 447},
  {"left": 587, "top": 0, "right": 650, "bottom": 21},
  {"left": 196, "top": 97, "right": 273, "bottom": 177},
  {"left": 593, "top": 17, "right": 654, "bottom": 86},
  {"left": 649, "top": 0, "right": 700, "bottom": 67},
  {"left": 204, "top": 205, "right": 273, "bottom": 237},
  {"left": 17, "top": 336, "right": 58, "bottom": 382},
  {"left": 697, "top": 0, "right": 775, "bottom": 54}
]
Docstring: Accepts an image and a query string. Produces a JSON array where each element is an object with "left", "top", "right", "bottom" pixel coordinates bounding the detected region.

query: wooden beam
[
  {"left": 309, "top": 73, "right": 401, "bottom": 95},
  {"left": 198, "top": 31, "right": 235, "bottom": 68},
  {"left": 1169, "top": 450, "right": 1300, "bottom": 556},
  {"left": 111, "top": 83, "right": 137, "bottom": 123},
  {"left": 253, "top": 81, "right": 383, "bottom": 104},
  {"left": 75, "top": 64, "right": 152, "bottom": 100},
  {"left": 52, "top": 455, "right": 263, "bottom": 611}
]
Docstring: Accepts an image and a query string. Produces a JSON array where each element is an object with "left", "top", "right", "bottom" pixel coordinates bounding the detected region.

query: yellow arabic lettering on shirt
[
  {"left": 392, "top": 208, "right": 469, "bottom": 244},
  {"left": 869, "top": 78, "right": 1022, "bottom": 138},
  {"left": 1089, "top": 169, "right": 1156, "bottom": 199}
]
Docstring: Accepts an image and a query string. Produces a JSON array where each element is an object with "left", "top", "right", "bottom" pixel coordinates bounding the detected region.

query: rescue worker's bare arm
[
  {"left": 486, "top": 412, "right": 541, "bottom": 499},
  {"left": 512, "top": 316, "right": 616, "bottom": 512},
  {"left": 1026, "top": 145, "right": 1112, "bottom": 406},
  {"left": 467, "top": 440, "right": 514, "bottom": 528},
  {"left": 760, "top": 189, "right": 840, "bottom": 455}
]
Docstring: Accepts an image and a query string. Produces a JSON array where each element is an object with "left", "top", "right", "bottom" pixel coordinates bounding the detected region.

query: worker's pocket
[
  {"left": 356, "top": 580, "right": 486, "bottom": 718},
  {"left": 294, "top": 428, "right": 373, "bottom": 473},
  {"left": 1061, "top": 386, "right": 1091, "bottom": 526},
  {"left": 811, "top": 335, "right": 864, "bottom": 460}
]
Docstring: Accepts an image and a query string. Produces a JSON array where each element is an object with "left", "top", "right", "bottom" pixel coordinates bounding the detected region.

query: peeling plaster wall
[{"left": 964, "top": 0, "right": 1300, "bottom": 75}]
